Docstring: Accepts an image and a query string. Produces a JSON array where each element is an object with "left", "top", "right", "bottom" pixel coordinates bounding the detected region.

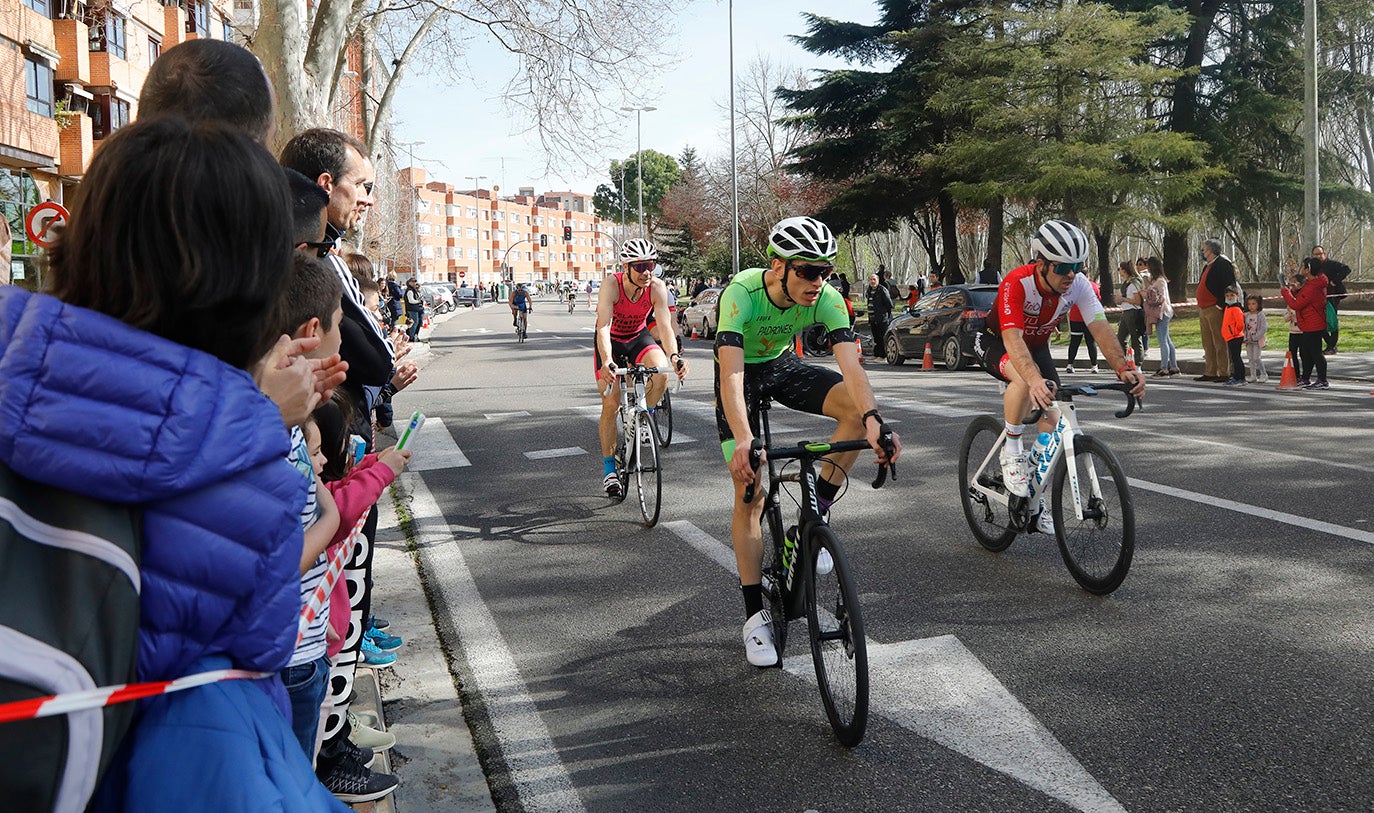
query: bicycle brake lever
[
  {"left": 871, "top": 430, "right": 896, "bottom": 489},
  {"left": 741, "top": 439, "right": 765, "bottom": 504}
]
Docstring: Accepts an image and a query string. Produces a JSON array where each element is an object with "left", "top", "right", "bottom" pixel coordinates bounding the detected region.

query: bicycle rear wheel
[
  {"left": 611, "top": 425, "right": 629, "bottom": 504},
  {"left": 805, "top": 525, "right": 868, "bottom": 747},
  {"left": 958, "top": 416, "right": 1018, "bottom": 552},
  {"left": 633, "top": 410, "right": 661, "bottom": 527},
  {"left": 656, "top": 388, "right": 673, "bottom": 447},
  {"left": 1052, "top": 435, "right": 1134, "bottom": 595},
  {"left": 758, "top": 498, "right": 789, "bottom": 660}
]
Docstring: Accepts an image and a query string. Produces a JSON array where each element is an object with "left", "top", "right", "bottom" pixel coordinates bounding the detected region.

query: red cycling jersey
[
  {"left": 609, "top": 271, "right": 655, "bottom": 341},
  {"left": 992, "top": 263, "right": 1103, "bottom": 348}
]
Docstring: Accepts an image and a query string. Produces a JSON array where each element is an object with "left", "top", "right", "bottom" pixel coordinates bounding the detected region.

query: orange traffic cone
[
  {"left": 856, "top": 336, "right": 865, "bottom": 364},
  {"left": 689, "top": 323, "right": 699, "bottom": 341},
  {"left": 921, "top": 341, "right": 935, "bottom": 371},
  {"left": 1125, "top": 344, "right": 1136, "bottom": 371},
  {"left": 1276, "top": 351, "right": 1300, "bottom": 391}
]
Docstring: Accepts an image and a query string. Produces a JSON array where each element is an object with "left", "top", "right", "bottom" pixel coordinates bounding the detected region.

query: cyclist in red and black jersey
[
  {"left": 593, "top": 238, "right": 688, "bottom": 497},
  {"left": 975, "top": 220, "right": 1145, "bottom": 522}
]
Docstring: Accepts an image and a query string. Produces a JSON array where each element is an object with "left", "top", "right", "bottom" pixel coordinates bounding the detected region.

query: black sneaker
[
  {"left": 337, "top": 735, "right": 375, "bottom": 769},
  {"left": 319, "top": 753, "right": 399, "bottom": 804}
]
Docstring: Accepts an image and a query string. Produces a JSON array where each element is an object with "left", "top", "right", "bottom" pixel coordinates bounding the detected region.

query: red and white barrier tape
[
  {"left": 0, "top": 668, "right": 270, "bottom": 724},
  {"left": 0, "top": 508, "right": 370, "bottom": 724}
]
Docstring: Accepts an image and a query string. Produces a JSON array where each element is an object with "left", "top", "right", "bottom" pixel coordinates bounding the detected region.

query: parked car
[
  {"left": 681, "top": 287, "right": 722, "bottom": 338},
  {"left": 455, "top": 284, "right": 484, "bottom": 307},
  {"left": 420, "top": 284, "right": 455, "bottom": 314},
  {"left": 883, "top": 284, "right": 998, "bottom": 370}
]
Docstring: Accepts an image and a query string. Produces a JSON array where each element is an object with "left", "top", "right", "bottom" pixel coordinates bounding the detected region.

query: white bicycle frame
[{"left": 969, "top": 401, "right": 1098, "bottom": 523}]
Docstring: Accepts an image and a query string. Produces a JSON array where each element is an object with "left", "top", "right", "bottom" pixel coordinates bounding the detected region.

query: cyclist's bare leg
[
  {"left": 730, "top": 475, "right": 767, "bottom": 584},
  {"left": 816, "top": 381, "right": 864, "bottom": 486},
  {"left": 640, "top": 345, "right": 671, "bottom": 408},
  {"left": 1001, "top": 361, "right": 1058, "bottom": 436},
  {"left": 598, "top": 377, "right": 621, "bottom": 457}
]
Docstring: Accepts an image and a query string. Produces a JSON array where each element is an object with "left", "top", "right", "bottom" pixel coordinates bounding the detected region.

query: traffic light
[
  {"left": 563, "top": 225, "right": 573, "bottom": 242},
  {"left": 540, "top": 233, "right": 547, "bottom": 247}
]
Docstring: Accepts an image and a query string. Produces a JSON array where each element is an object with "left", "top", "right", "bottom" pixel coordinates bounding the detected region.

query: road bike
[
  {"left": 514, "top": 310, "right": 528, "bottom": 343},
  {"left": 567, "top": 294, "right": 576, "bottom": 313},
  {"left": 744, "top": 396, "right": 896, "bottom": 747},
  {"left": 958, "top": 381, "right": 1138, "bottom": 595},
  {"left": 606, "top": 364, "right": 669, "bottom": 527}
]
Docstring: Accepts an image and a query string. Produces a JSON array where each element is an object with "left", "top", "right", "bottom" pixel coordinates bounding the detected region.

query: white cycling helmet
[
  {"left": 1030, "top": 220, "right": 1090, "bottom": 265},
  {"left": 619, "top": 238, "right": 658, "bottom": 263},
  {"left": 767, "top": 216, "right": 837, "bottom": 262}
]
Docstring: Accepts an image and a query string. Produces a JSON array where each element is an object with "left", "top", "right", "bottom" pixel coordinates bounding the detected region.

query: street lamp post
[
  {"left": 621, "top": 105, "right": 656, "bottom": 240},
  {"left": 728, "top": 0, "right": 740, "bottom": 276},
  {"left": 465, "top": 175, "right": 489, "bottom": 290},
  {"left": 398, "top": 140, "right": 425, "bottom": 281}
]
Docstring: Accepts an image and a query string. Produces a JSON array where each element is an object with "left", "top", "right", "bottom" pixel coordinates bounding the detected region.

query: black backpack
[{"left": 0, "top": 462, "right": 141, "bottom": 812}]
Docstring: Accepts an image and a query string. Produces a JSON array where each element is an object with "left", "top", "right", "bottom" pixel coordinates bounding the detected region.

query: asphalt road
[{"left": 390, "top": 295, "right": 1374, "bottom": 813}]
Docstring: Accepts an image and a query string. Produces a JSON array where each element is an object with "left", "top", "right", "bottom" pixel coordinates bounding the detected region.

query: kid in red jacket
[{"left": 1220, "top": 287, "right": 1247, "bottom": 386}]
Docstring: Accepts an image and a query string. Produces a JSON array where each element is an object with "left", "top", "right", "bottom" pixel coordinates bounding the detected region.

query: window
[
  {"left": 421, "top": 246, "right": 434, "bottom": 259},
  {"left": 103, "top": 13, "right": 127, "bottom": 58},
  {"left": 466, "top": 227, "right": 477, "bottom": 239},
  {"left": 148, "top": 36, "right": 161, "bottom": 66},
  {"left": 466, "top": 207, "right": 476, "bottom": 218},
  {"left": 418, "top": 223, "right": 430, "bottom": 236},
  {"left": 25, "top": 58, "right": 54, "bottom": 117},
  {"left": 221, "top": 16, "right": 232, "bottom": 42},
  {"left": 91, "top": 94, "right": 130, "bottom": 139},
  {"left": 187, "top": 0, "right": 209, "bottom": 37},
  {"left": 23, "top": 0, "right": 53, "bottom": 17}
]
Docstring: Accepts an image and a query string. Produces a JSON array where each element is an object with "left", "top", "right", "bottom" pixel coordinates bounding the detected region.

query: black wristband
[{"left": 862, "top": 409, "right": 883, "bottom": 427}]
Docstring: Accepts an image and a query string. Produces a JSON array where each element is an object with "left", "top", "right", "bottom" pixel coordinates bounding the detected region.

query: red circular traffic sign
[
  {"left": 458, "top": 270, "right": 466, "bottom": 278},
  {"left": 25, "top": 201, "right": 69, "bottom": 249}
]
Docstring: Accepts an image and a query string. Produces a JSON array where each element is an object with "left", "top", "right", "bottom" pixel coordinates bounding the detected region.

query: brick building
[
  {"left": 1, "top": 0, "right": 235, "bottom": 288},
  {"left": 397, "top": 168, "right": 613, "bottom": 288}
]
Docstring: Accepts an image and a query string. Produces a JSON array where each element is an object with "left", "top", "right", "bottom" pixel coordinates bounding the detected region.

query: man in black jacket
[
  {"left": 1312, "top": 245, "right": 1350, "bottom": 354},
  {"left": 866, "top": 272, "right": 894, "bottom": 357}
]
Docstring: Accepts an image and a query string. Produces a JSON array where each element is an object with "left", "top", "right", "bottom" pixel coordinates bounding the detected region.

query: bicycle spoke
[
  {"left": 958, "top": 416, "right": 1018, "bottom": 552},
  {"left": 806, "top": 525, "right": 868, "bottom": 747},
  {"left": 1052, "top": 435, "right": 1135, "bottom": 595}
]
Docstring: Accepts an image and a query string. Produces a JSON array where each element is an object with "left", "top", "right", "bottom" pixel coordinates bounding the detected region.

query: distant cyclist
[
  {"left": 509, "top": 283, "right": 531, "bottom": 328},
  {"left": 716, "top": 216, "right": 901, "bottom": 668},
  {"left": 594, "top": 239, "right": 688, "bottom": 497},
  {"left": 975, "top": 219, "right": 1145, "bottom": 534}
]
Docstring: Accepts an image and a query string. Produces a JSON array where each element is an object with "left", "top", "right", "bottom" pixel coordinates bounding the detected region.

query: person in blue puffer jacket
[{"left": 0, "top": 117, "right": 346, "bottom": 811}]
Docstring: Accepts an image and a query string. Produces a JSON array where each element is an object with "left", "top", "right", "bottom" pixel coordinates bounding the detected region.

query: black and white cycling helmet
[
  {"left": 619, "top": 238, "right": 658, "bottom": 263},
  {"left": 1030, "top": 220, "right": 1090, "bottom": 265},
  {"left": 767, "top": 216, "right": 837, "bottom": 262}
]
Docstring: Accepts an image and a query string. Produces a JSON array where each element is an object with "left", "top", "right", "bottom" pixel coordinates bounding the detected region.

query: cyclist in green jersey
[{"left": 715, "top": 216, "right": 902, "bottom": 667}]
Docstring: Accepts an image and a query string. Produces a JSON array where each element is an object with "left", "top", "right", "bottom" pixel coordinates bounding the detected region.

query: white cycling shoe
[
  {"left": 1036, "top": 499, "right": 1055, "bottom": 535},
  {"left": 1000, "top": 449, "right": 1031, "bottom": 498},
  {"left": 742, "top": 610, "right": 778, "bottom": 667}
]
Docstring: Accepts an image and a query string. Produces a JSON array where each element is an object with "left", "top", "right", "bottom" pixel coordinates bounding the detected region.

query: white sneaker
[
  {"left": 815, "top": 547, "right": 834, "bottom": 576},
  {"left": 1063, "top": 364, "right": 1075, "bottom": 374},
  {"left": 1000, "top": 449, "right": 1030, "bottom": 498},
  {"left": 742, "top": 610, "right": 778, "bottom": 667},
  {"left": 1089, "top": 365, "right": 1100, "bottom": 374}
]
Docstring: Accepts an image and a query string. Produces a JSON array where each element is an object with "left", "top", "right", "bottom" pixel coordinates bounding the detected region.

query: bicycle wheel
[
  {"left": 1051, "top": 435, "right": 1135, "bottom": 595},
  {"left": 656, "top": 388, "right": 673, "bottom": 447},
  {"left": 758, "top": 498, "right": 789, "bottom": 660},
  {"left": 805, "top": 524, "right": 868, "bottom": 747},
  {"left": 957, "top": 416, "right": 1018, "bottom": 552},
  {"left": 633, "top": 410, "right": 661, "bottom": 527}
]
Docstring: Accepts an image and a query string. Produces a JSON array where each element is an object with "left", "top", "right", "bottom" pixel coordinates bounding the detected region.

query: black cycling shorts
[
  {"left": 974, "top": 331, "right": 1060, "bottom": 388},
  {"left": 713, "top": 349, "right": 843, "bottom": 455},
  {"left": 594, "top": 330, "right": 662, "bottom": 381}
]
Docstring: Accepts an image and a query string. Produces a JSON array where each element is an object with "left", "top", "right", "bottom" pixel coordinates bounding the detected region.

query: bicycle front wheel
[
  {"left": 758, "top": 499, "right": 789, "bottom": 660},
  {"left": 1052, "top": 435, "right": 1135, "bottom": 595},
  {"left": 958, "top": 416, "right": 1018, "bottom": 552},
  {"left": 633, "top": 410, "right": 661, "bottom": 527},
  {"left": 656, "top": 388, "right": 673, "bottom": 447},
  {"left": 805, "top": 525, "right": 868, "bottom": 747},
  {"left": 611, "top": 428, "right": 629, "bottom": 504}
]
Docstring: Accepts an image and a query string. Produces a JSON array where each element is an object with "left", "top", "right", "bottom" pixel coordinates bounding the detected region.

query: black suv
[{"left": 883, "top": 284, "right": 998, "bottom": 370}]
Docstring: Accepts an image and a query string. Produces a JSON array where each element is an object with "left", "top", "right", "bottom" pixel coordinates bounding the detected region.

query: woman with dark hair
[
  {"left": 1282, "top": 256, "right": 1330, "bottom": 389},
  {"left": 0, "top": 117, "right": 346, "bottom": 810},
  {"left": 1143, "top": 256, "right": 1178, "bottom": 376},
  {"left": 1116, "top": 260, "right": 1145, "bottom": 364}
]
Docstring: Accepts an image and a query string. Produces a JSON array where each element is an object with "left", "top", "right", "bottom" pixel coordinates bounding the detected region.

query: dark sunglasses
[
  {"left": 303, "top": 240, "right": 333, "bottom": 258},
  {"left": 789, "top": 261, "right": 834, "bottom": 282},
  {"left": 628, "top": 261, "right": 656, "bottom": 274},
  {"left": 1049, "top": 262, "right": 1082, "bottom": 277},
  {"left": 362, "top": 181, "right": 374, "bottom": 195}
]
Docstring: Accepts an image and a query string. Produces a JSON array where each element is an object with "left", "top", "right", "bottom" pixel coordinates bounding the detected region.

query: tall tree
[{"left": 593, "top": 150, "right": 681, "bottom": 236}]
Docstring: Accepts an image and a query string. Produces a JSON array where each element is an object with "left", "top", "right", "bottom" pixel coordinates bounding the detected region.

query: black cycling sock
[
  {"left": 816, "top": 477, "right": 840, "bottom": 504},
  {"left": 741, "top": 583, "right": 764, "bottom": 618}
]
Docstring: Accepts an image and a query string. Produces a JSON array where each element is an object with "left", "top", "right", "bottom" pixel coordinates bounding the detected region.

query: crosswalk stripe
[
  {"left": 524, "top": 447, "right": 587, "bottom": 460},
  {"left": 407, "top": 417, "right": 472, "bottom": 471},
  {"left": 484, "top": 411, "right": 531, "bottom": 419}
]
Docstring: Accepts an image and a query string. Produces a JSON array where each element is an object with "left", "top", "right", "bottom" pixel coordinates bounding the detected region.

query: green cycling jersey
[{"left": 716, "top": 268, "right": 851, "bottom": 364}]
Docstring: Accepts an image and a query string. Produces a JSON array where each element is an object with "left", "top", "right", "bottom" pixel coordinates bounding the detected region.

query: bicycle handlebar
[
  {"left": 1025, "top": 380, "right": 1138, "bottom": 423},
  {"left": 742, "top": 425, "right": 896, "bottom": 504}
]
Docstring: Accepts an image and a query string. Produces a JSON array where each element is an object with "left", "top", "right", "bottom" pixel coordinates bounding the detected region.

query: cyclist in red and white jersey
[
  {"left": 594, "top": 238, "right": 688, "bottom": 497},
  {"left": 974, "top": 220, "right": 1145, "bottom": 529}
]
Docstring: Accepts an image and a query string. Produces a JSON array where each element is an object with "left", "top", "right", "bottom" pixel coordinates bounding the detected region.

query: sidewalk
[{"left": 1050, "top": 342, "right": 1374, "bottom": 383}]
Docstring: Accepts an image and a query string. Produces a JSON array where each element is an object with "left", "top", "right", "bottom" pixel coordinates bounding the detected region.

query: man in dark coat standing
[
  {"left": 1312, "top": 245, "right": 1350, "bottom": 354},
  {"left": 1196, "top": 238, "right": 1237, "bottom": 382},
  {"left": 865, "top": 272, "right": 894, "bottom": 358}
]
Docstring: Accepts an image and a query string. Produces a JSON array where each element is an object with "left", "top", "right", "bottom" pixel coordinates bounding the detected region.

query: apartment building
[
  {"left": 397, "top": 168, "right": 613, "bottom": 287},
  {"left": 1, "top": 0, "right": 236, "bottom": 288}
]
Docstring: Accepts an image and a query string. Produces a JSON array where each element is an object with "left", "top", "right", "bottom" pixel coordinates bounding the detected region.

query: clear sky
[{"left": 389, "top": 0, "right": 883, "bottom": 196}]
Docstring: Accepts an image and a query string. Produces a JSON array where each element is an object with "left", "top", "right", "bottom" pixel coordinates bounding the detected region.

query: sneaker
[
  {"left": 1223, "top": 378, "right": 1245, "bottom": 386},
  {"left": 352, "top": 709, "right": 381, "bottom": 729},
  {"left": 742, "top": 610, "right": 778, "bottom": 667},
  {"left": 1245, "top": 376, "right": 1256, "bottom": 383},
  {"left": 361, "top": 636, "right": 397, "bottom": 667},
  {"left": 337, "top": 736, "right": 375, "bottom": 769},
  {"left": 999, "top": 449, "right": 1030, "bottom": 498},
  {"left": 319, "top": 754, "right": 398, "bottom": 804},
  {"left": 369, "top": 614, "right": 390, "bottom": 632},
  {"left": 348, "top": 712, "right": 397, "bottom": 752},
  {"left": 1063, "top": 364, "right": 1075, "bottom": 374},
  {"left": 1309, "top": 379, "right": 1330, "bottom": 390},
  {"left": 365, "top": 627, "right": 403, "bottom": 651},
  {"left": 1088, "top": 365, "right": 1100, "bottom": 374},
  {"left": 815, "top": 547, "right": 834, "bottom": 576},
  {"left": 1297, "top": 378, "right": 1312, "bottom": 388},
  {"left": 1324, "top": 348, "right": 1338, "bottom": 355},
  {"left": 1258, "top": 374, "right": 1268, "bottom": 383},
  {"left": 1169, "top": 369, "right": 1181, "bottom": 377},
  {"left": 603, "top": 471, "right": 623, "bottom": 498},
  {"left": 1036, "top": 509, "right": 1056, "bottom": 536},
  {"left": 1151, "top": 369, "right": 1169, "bottom": 378}
]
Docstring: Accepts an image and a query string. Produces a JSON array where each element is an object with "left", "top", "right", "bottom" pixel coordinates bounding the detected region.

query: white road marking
[
  {"left": 662, "top": 520, "right": 1124, "bottom": 812},
  {"left": 524, "top": 447, "right": 587, "bottom": 460},
  {"left": 401, "top": 473, "right": 584, "bottom": 813},
  {"left": 1129, "top": 478, "right": 1374, "bottom": 545},
  {"left": 407, "top": 417, "right": 472, "bottom": 470},
  {"left": 485, "top": 411, "right": 531, "bottom": 419}
]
